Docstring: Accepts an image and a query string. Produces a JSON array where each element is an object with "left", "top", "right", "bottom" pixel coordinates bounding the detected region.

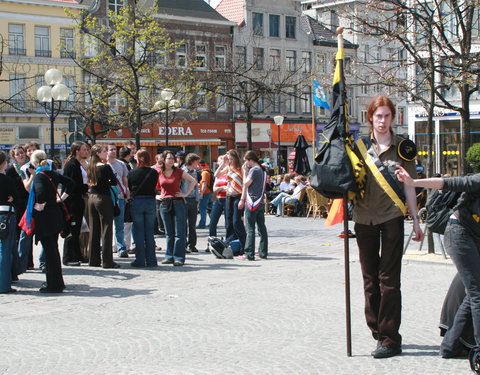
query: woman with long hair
[
  {"left": 27, "top": 150, "right": 74, "bottom": 292},
  {"left": 224, "top": 150, "right": 246, "bottom": 250},
  {"left": 5, "top": 145, "right": 29, "bottom": 274},
  {"left": 238, "top": 151, "right": 268, "bottom": 261},
  {"left": 87, "top": 144, "right": 119, "bottom": 269},
  {"left": 62, "top": 141, "right": 89, "bottom": 266},
  {"left": 156, "top": 150, "right": 196, "bottom": 266},
  {"left": 0, "top": 151, "right": 17, "bottom": 293},
  {"left": 128, "top": 149, "right": 159, "bottom": 267}
]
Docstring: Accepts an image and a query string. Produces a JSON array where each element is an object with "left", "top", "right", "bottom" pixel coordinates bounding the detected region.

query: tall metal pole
[
  {"left": 165, "top": 105, "right": 169, "bottom": 148},
  {"left": 277, "top": 125, "right": 281, "bottom": 172},
  {"left": 50, "top": 97, "right": 55, "bottom": 160}
]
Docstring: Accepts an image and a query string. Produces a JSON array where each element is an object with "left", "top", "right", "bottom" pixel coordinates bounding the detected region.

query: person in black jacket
[
  {"left": 396, "top": 167, "right": 480, "bottom": 358},
  {"left": 87, "top": 144, "right": 119, "bottom": 269},
  {"left": 62, "top": 141, "right": 89, "bottom": 266},
  {"left": 29, "top": 150, "right": 74, "bottom": 293},
  {"left": 0, "top": 151, "right": 17, "bottom": 293}
]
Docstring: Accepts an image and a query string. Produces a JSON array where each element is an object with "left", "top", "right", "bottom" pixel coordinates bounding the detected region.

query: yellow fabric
[{"left": 356, "top": 139, "right": 407, "bottom": 215}]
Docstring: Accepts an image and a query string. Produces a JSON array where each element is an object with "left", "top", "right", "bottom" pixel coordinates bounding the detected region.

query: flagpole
[
  {"left": 311, "top": 84, "right": 316, "bottom": 159},
  {"left": 337, "top": 26, "right": 352, "bottom": 357}
]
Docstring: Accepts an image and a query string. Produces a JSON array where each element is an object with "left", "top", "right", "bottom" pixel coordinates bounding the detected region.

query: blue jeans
[
  {"left": 17, "top": 229, "right": 33, "bottom": 274},
  {"left": 113, "top": 198, "right": 127, "bottom": 252},
  {"left": 270, "top": 192, "right": 297, "bottom": 215},
  {"left": 225, "top": 195, "right": 246, "bottom": 250},
  {"left": 209, "top": 197, "right": 226, "bottom": 237},
  {"left": 131, "top": 196, "right": 157, "bottom": 267},
  {"left": 160, "top": 201, "right": 186, "bottom": 263},
  {"left": 185, "top": 198, "right": 198, "bottom": 249},
  {"left": 198, "top": 193, "right": 212, "bottom": 226},
  {"left": 441, "top": 220, "right": 480, "bottom": 356},
  {"left": 244, "top": 204, "right": 268, "bottom": 260},
  {"left": 0, "top": 213, "right": 16, "bottom": 292}
]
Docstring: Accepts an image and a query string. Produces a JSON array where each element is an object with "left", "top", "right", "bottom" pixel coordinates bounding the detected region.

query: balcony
[
  {"left": 0, "top": 100, "right": 76, "bottom": 114},
  {"left": 60, "top": 50, "right": 76, "bottom": 59},
  {"left": 35, "top": 49, "right": 52, "bottom": 57},
  {"left": 9, "top": 48, "right": 26, "bottom": 56}
]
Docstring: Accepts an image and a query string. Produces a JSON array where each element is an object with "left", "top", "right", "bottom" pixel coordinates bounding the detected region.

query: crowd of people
[{"left": 0, "top": 141, "right": 270, "bottom": 294}]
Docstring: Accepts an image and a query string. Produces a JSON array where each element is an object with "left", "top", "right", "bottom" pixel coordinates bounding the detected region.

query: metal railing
[{"left": 0, "top": 100, "right": 77, "bottom": 114}]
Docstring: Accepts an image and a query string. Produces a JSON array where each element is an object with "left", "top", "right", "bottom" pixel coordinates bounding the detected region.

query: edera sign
[{"left": 157, "top": 126, "right": 193, "bottom": 136}]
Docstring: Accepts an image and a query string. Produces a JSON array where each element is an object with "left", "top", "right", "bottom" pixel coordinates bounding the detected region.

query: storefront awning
[{"left": 102, "top": 138, "right": 222, "bottom": 146}]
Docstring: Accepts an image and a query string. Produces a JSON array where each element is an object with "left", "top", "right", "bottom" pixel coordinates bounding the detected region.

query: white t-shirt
[{"left": 108, "top": 159, "right": 129, "bottom": 198}]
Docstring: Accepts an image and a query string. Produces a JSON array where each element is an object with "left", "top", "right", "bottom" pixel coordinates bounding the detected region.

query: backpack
[
  {"left": 207, "top": 236, "right": 233, "bottom": 259},
  {"left": 425, "top": 189, "right": 461, "bottom": 234}
]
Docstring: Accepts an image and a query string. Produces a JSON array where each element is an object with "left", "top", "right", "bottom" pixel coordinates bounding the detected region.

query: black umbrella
[{"left": 293, "top": 134, "right": 311, "bottom": 175}]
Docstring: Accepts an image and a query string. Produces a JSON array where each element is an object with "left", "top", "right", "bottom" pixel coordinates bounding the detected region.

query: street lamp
[
  {"left": 62, "top": 127, "right": 69, "bottom": 161},
  {"left": 153, "top": 88, "right": 181, "bottom": 148},
  {"left": 274, "top": 115, "right": 284, "bottom": 172},
  {"left": 37, "top": 68, "right": 70, "bottom": 160}
]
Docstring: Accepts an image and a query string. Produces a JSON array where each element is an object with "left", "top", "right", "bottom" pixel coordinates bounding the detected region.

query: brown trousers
[
  {"left": 354, "top": 216, "right": 404, "bottom": 349},
  {"left": 88, "top": 193, "right": 114, "bottom": 267}
]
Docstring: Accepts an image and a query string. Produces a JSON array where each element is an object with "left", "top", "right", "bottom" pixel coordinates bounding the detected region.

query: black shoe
[
  {"left": 189, "top": 247, "right": 198, "bottom": 253},
  {"left": 103, "top": 262, "right": 120, "bottom": 269},
  {"left": 161, "top": 259, "right": 174, "bottom": 265},
  {"left": 64, "top": 261, "right": 81, "bottom": 266},
  {"left": 173, "top": 261, "right": 184, "bottom": 267},
  {"left": 130, "top": 262, "right": 145, "bottom": 268},
  {"left": 39, "top": 286, "right": 64, "bottom": 293},
  {"left": 371, "top": 340, "right": 382, "bottom": 356},
  {"left": 373, "top": 346, "right": 402, "bottom": 359}
]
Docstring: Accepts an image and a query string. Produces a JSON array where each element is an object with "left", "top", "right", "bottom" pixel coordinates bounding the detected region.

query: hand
[
  {"left": 412, "top": 221, "right": 424, "bottom": 242},
  {"left": 175, "top": 192, "right": 186, "bottom": 198},
  {"left": 34, "top": 202, "right": 46, "bottom": 211},
  {"left": 7, "top": 196, "right": 13, "bottom": 203},
  {"left": 155, "top": 194, "right": 163, "bottom": 201},
  {"left": 238, "top": 199, "right": 245, "bottom": 210},
  {"left": 395, "top": 166, "right": 414, "bottom": 186}
]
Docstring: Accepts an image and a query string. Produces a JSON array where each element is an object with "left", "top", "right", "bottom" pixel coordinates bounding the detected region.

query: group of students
[{"left": 0, "top": 141, "right": 269, "bottom": 294}]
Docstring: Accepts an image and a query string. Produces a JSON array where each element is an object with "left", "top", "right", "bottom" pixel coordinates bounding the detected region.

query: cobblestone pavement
[{"left": 0, "top": 216, "right": 470, "bottom": 375}]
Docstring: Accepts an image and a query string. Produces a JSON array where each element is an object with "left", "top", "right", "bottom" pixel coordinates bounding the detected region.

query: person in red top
[{"left": 156, "top": 150, "right": 196, "bottom": 266}]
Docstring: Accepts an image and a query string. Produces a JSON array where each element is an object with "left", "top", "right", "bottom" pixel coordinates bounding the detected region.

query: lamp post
[
  {"left": 62, "top": 127, "right": 68, "bottom": 161},
  {"left": 37, "top": 69, "right": 70, "bottom": 160},
  {"left": 274, "top": 115, "right": 284, "bottom": 173},
  {"left": 154, "top": 88, "right": 181, "bottom": 148}
]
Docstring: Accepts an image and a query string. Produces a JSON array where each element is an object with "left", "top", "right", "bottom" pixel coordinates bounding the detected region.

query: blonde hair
[{"left": 30, "top": 150, "right": 48, "bottom": 166}]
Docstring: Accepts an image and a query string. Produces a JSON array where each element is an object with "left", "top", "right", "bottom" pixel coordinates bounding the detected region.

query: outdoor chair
[
  {"left": 281, "top": 187, "right": 307, "bottom": 217},
  {"left": 305, "top": 187, "right": 330, "bottom": 219}
]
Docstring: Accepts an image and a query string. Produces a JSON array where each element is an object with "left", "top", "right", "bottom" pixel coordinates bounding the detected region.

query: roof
[
  {"left": 300, "top": 15, "right": 357, "bottom": 48},
  {"left": 155, "top": 0, "right": 230, "bottom": 22},
  {"left": 215, "top": 0, "right": 244, "bottom": 25}
]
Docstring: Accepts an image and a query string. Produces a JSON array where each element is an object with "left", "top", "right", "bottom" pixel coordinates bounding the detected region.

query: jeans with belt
[
  {"left": 441, "top": 219, "right": 480, "bottom": 356},
  {"left": 209, "top": 197, "right": 233, "bottom": 238}
]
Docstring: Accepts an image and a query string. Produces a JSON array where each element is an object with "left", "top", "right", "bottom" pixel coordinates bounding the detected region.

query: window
[
  {"left": 9, "top": 74, "right": 26, "bottom": 110},
  {"left": 35, "top": 26, "right": 51, "bottom": 57},
  {"left": 235, "top": 91, "right": 245, "bottom": 112},
  {"left": 344, "top": 56, "right": 352, "bottom": 74},
  {"left": 60, "top": 28, "right": 75, "bottom": 58},
  {"left": 301, "top": 89, "right": 311, "bottom": 114},
  {"left": 253, "top": 12, "right": 264, "bottom": 36},
  {"left": 316, "top": 53, "right": 326, "bottom": 73},
  {"left": 19, "top": 127, "right": 39, "bottom": 139},
  {"left": 285, "top": 16, "right": 296, "bottom": 39},
  {"left": 83, "top": 35, "right": 97, "bottom": 58},
  {"left": 216, "top": 85, "right": 227, "bottom": 112},
  {"left": 271, "top": 94, "right": 280, "bottom": 113},
  {"left": 63, "top": 76, "right": 75, "bottom": 102},
  {"left": 196, "top": 43, "right": 207, "bottom": 69},
  {"left": 269, "top": 15, "right": 280, "bottom": 37},
  {"left": 215, "top": 45, "right": 226, "bottom": 69},
  {"left": 270, "top": 49, "right": 280, "bottom": 71},
  {"left": 286, "top": 50, "right": 296, "bottom": 72},
  {"left": 286, "top": 91, "right": 296, "bottom": 113},
  {"left": 197, "top": 90, "right": 207, "bottom": 112},
  {"left": 397, "top": 106, "right": 405, "bottom": 125},
  {"left": 176, "top": 43, "right": 187, "bottom": 67},
  {"left": 108, "top": 93, "right": 126, "bottom": 114},
  {"left": 255, "top": 96, "right": 265, "bottom": 113},
  {"left": 235, "top": 46, "right": 246, "bottom": 67},
  {"left": 361, "top": 110, "right": 368, "bottom": 124},
  {"left": 8, "top": 24, "right": 25, "bottom": 55},
  {"left": 253, "top": 47, "right": 264, "bottom": 70},
  {"left": 302, "top": 51, "right": 311, "bottom": 73},
  {"left": 108, "top": 0, "right": 123, "bottom": 13}
]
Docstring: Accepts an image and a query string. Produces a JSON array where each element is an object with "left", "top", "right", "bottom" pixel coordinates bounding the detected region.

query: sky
[{"left": 205, "top": 0, "right": 222, "bottom": 7}]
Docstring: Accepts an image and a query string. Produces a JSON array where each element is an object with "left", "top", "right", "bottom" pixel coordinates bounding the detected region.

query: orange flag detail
[{"left": 325, "top": 198, "right": 344, "bottom": 227}]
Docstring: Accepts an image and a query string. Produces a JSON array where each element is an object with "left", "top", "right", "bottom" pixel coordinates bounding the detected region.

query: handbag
[
  {"left": 19, "top": 210, "right": 35, "bottom": 236},
  {"left": 0, "top": 206, "right": 13, "bottom": 240},
  {"left": 110, "top": 186, "right": 121, "bottom": 217}
]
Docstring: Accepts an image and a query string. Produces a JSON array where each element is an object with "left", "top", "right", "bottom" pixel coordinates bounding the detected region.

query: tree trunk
[
  {"left": 461, "top": 84, "right": 472, "bottom": 175},
  {"left": 246, "top": 106, "right": 253, "bottom": 150}
]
